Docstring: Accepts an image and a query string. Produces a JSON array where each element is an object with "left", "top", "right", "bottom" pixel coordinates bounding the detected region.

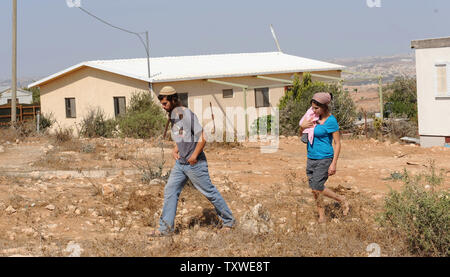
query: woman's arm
[
  {"left": 299, "top": 117, "right": 314, "bottom": 135},
  {"left": 328, "top": 131, "right": 341, "bottom": 176}
]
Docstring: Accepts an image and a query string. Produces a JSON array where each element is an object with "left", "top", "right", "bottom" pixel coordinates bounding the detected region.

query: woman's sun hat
[{"left": 312, "top": 92, "right": 332, "bottom": 105}]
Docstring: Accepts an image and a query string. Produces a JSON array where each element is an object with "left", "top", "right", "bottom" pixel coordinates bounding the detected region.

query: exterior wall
[
  {"left": 153, "top": 70, "right": 341, "bottom": 135},
  {"left": 415, "top": 47, "right": 450, "bottom": 147},
  {"left": 0, "top": 90, "right": 33, "bottom": 105},
  {"left": 38, "top": 67, "right": 341, "bottom": 135},
  {"left": 39, "top": 66, "right": 150, "bottom": 133},
  {"left": 420, "top": 136, "right": 445, "bottom": 148}
]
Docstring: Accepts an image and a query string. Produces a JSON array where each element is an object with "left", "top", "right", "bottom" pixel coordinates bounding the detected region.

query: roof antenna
[{"left": 270, "top": 24, "right": 282, "bottom": 53}]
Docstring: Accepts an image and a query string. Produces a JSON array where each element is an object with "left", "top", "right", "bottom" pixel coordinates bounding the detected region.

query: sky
[{"left": 0, "top": 0, "right": 449, "bottom": 80}]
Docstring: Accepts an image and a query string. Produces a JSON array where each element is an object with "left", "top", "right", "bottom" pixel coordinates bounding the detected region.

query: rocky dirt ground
[{"left": 0, "top": 135, "right": 449, "bottom": 257}]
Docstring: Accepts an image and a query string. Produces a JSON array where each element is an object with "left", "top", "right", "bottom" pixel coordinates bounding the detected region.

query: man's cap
[{"left": 159, "top": 86, "right": 177, "bottom": 96}]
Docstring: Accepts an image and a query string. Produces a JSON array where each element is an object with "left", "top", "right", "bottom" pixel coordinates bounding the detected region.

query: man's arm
[
  {"left": 187, "top": 131, "right": 206, "bottom": 165},
  {"left": 172, "top": 143, "right": 180, "bottom": 160}
]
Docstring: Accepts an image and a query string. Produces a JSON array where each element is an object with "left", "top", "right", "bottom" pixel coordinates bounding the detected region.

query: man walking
[{"left": 151, "top": 86, "right": 235, "bottom": 236}]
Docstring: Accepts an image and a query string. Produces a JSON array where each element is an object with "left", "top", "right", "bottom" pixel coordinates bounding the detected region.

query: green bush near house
[
  {"left": 116, "top": 91, "right": 166, "bottom": 139},
  {"left": 250, "top": 115, "right": 277, "bottom": 135},
  {"left": 383, "top": 76, "right": 418, "bottom": 121},
  {"left": 278, "top": 73, "right": 356, "bottom": 136},
  {"left": 79, "top": 108, "right": 116, "bottom": 138}
]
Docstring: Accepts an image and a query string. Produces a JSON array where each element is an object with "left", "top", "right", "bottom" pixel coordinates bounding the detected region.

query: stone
[
  {"left": 5, "top": 205, "right": 16, "bottom": 214},
  {"left": 75, "top": 208, "right": 82, "bottom": 215},
  {"left": 67, "top": 205, "right": 76, "bottom": 213},
  {"left": 45, "top": 204, "right": 55, "bottom": 211},
  {"left": 22, "top": 227, "right": 34, "bottom": 236},
  {"left": 101, "top": 183, "right": 115, "bottom": 197},
  {"left": 239, "top": 203, "right": 274, "bottom": 235},
  {"left": 344, "top": 176, "right": 355, "bottom": 184},
  {"left": 195, "top": 230, "right": 208, "bottom": 240},
  {"left": 65, "top": 241, "right": 83, "bottom": 257},
  {"left": 47, "top": 224, "right": 58, "bottom": 229},
  {"left": 149, "top": 179, "right": 165, "bottom": 185}
]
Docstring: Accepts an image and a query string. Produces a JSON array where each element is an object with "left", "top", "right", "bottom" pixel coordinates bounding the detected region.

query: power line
[{"left": 74, "top": 5, "right": 153, "bottom": 91}]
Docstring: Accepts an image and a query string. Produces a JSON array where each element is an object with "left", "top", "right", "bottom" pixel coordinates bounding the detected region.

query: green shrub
[
  {"left": 378, "top": 163, "right": 449, "bottom": 257},
  {"left": 117, "top": 92, "right": 166, "bottom": 139},
  {"left": 383, "top": 76, "right": 417, "bottom": 122},
  {"left": 39, "top": 113, "right": 55, "bottom": 131},
  {"left": 79, "top": 108, "right": 116, "bottom": 138},
  {"left": 278, "top": 73, "right": 356, "bottom": 136},
  {"left": 250, "top": 115, "right": 277, "bottom": 135}
]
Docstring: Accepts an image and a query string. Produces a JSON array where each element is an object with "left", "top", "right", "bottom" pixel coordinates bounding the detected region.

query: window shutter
[
  {"left": 70, "top": 98, "right": 76, "bottom": 118},
  {"left": 436, "top": 64, "right": 448, "bottom": 96},
  {"left": 447, "top": 63, "right": 450, "bottom": 96},
  {"left": 223, "top": 89, "right": 234, "bottom": 98},
  {"left": 119, "top": 97, "right": 126, "bottom": 115},
  {"left": 255, "top": 89, "right": 263, "bottom": 108},
  {"left": 263, "top": 88, "right": 270, "bottom": 107},
  {"left": 255, "top": 88, "right": 270, "bottom": 108},
  {"left": 65, "top": 98, "right": 71, "bottom": 118}
]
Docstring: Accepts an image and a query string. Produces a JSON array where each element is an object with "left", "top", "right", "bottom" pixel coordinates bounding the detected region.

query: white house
[
  {"left": 0, "top": 87, "right": 33, "bottom": 105},
  {"left": 28, "top": 52, "right": 344, "bottom": 134},
  {"left": 411, "top": 37, "right": 450, "bottom": 148}
]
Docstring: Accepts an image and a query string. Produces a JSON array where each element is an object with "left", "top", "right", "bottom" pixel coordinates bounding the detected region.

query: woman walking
[{"left": 299, "top": 92, "right": 349, "bottom": 223}]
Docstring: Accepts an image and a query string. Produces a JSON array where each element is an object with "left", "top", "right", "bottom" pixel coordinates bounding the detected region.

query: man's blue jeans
[{"left": 159, "top": 159, "right": 235, "bottom": 234}]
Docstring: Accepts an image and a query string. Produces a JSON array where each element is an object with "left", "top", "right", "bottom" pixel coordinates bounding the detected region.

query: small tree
[
  {"left": 79, "top": 107, "right": 116, "bottom": 138},
  {"left": 23, "top": 87, "right": 40, "bottom": 104},
  {"left": 117, "top": 91, "right": 166, "bottom": 139},
  {"left": 278, "top": 73, "right": 356, "bottom": 136},
  {"left": 383, "top": 76, "right": 417, "bottom": 121}
]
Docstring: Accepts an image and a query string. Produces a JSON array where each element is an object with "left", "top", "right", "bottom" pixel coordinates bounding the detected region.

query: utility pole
[
  {"left": 379, "top": 76, "right": 383, "bottom": 121},
  {"left": 145, "top": 31, "right": 152, "bottom": 93},
  {"left": 11, "top": 0, "right": 17, "bottom": 125}
]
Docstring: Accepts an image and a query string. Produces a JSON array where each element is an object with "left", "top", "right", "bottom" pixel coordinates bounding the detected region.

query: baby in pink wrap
[
  {"left": 299, "top": 107, "right": 320, "bottom": 144},
  {"left": 299, "top": 92, "right": 332, "bottom": 144}
]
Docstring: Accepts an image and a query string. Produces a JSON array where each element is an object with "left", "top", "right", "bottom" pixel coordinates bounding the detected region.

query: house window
[
  {"left": 7, "top": 98, "right": 18, "bottom": 104},
  {"left": 254, "top": 88, "right": 270, "bottom": 108},
  {"left": 114, "top": 97, "right": 126, "bottom": 117},
  {"left": 223, "top": 89, "right": 234, "bottom": 99},
  {"left": 65, "top": 98, "right": 76, "bottom": 118},
  {"left": 178, "top": 93, "right": 189, "bottom": 107},
  {"left": 436, "top": 64, "right": 449, "bottom": 96}
]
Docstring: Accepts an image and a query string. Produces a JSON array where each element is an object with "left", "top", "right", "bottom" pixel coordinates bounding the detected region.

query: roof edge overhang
[
  {"left": 27, "top": 62, "right": 152, "bottom": 89},
  {"left": 411, "top": 36, "right": 450, "bottom": 49},
  {"left": 152, "top": 67, "right": 344, "bottom": 83},
  {"left": 28, "top": 62, "right": 344, "bottom": 88}
]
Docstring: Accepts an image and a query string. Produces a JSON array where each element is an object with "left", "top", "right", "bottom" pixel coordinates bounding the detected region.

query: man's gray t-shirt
[{"left": 170, "top": 107, "right": 206, "bottom": 164}]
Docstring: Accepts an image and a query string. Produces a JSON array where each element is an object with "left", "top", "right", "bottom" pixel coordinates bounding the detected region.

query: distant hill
[
  {"left": 1, "top": 53, "right": 417, "bottom": 87},
  {"left": 328, "top": 53, "right": 416, "bottom": 85},
  {"left": 0, "top": 77, "right": 41, "bottom": 90}
]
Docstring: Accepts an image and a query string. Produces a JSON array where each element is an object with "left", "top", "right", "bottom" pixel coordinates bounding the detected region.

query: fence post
[{"left": 36, "top": 111, "right": 40, "bottom": 133}]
